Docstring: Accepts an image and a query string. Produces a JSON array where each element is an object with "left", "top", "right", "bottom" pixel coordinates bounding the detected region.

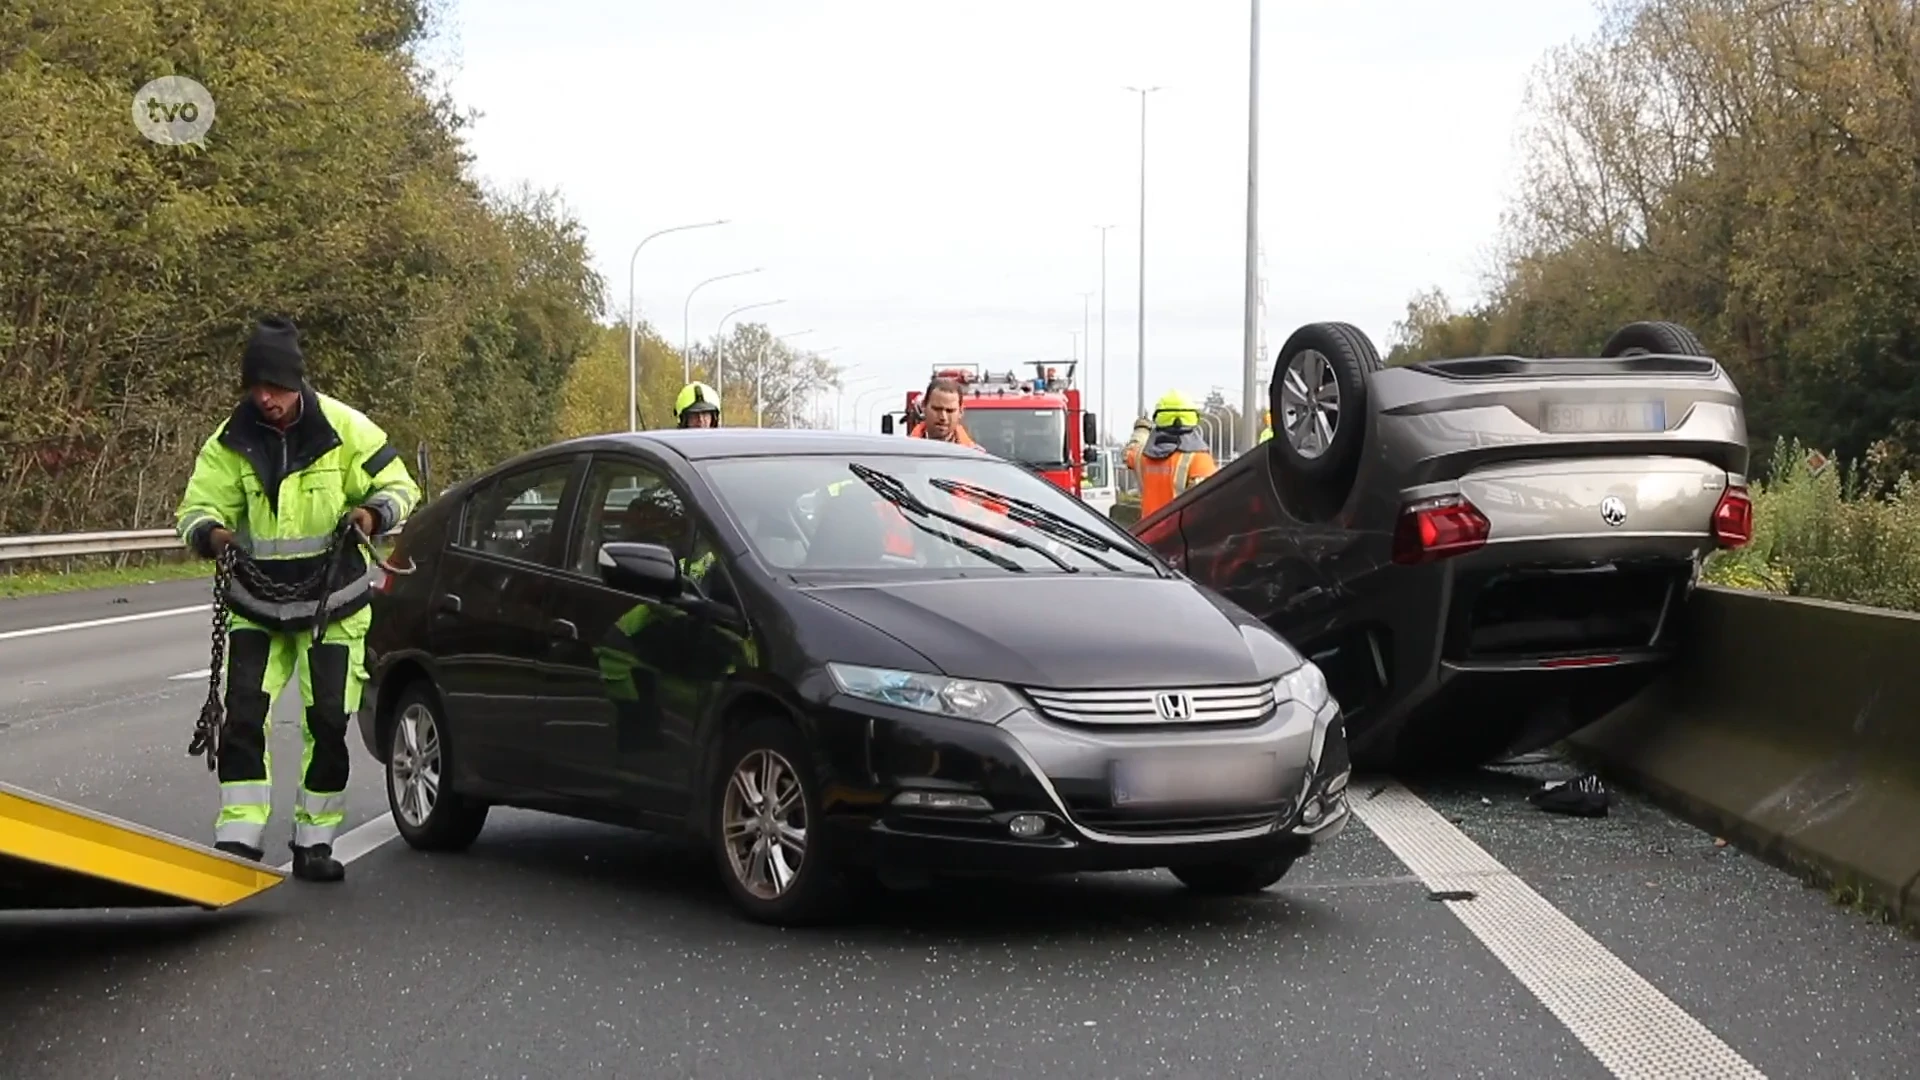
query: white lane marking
[
  {"left": 271, "top": 812, "right": 400, "bottom": 872},
  {"left": 1353, "top": 781, "right": 1766, "bottom": 1080},
  {"left": 169, "top": 668, "right": 212, "bottom": 681},
  {"left": 0, "top": 603, "right": 209, "bottom": 643}
]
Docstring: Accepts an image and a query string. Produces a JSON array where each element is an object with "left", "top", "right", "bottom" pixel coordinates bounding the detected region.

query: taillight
[
  {"left": 1712, "top": 486, "right": 1753, "bottom": 547},
  {"left": 1392, "top": 495, "right": 1491, "bottom": 565}
]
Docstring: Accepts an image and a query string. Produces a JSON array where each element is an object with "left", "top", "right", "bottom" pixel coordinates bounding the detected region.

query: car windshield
[
  {"left": 697, "top": 453, "right": 1161, "bottom": 579},
  {"left": 960, "top": 406, "right": 1067, "bottom": 467}
]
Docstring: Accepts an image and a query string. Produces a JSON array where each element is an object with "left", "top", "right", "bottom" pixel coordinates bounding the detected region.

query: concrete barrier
[{"left": 1568, "top": 585, "right": 1920, "bottom": 931}]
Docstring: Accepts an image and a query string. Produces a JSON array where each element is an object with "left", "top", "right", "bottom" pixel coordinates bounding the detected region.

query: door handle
[
  {"left": 547, "top": 618, "right": 578, "bottom": 640},
  {"left": 436, "top": 593, "right": 463, "bottom": 615}
]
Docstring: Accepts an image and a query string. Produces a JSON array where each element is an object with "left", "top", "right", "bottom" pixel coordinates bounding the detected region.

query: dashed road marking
[
  {"left": 168, "top": 668, "right": 212, "bottom": 681},
  {"left": 0, "top": 604, "right": 209, "bottom": 643},
  {"left": 1354, "top": 780, "right": 1767, "bottom": 1080}
]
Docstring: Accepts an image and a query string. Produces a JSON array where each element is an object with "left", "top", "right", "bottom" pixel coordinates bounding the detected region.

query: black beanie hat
[{"left": 242, "top": 316, "right": 306, "bottom": 391}]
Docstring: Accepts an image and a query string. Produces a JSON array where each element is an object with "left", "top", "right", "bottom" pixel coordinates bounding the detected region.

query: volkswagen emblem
[
  {"left": 1599, "top": 495, "right": 1628, "bottom": 527},
  {"left": 1153, "top": 692, "right": 1193, "bottom": 720}
]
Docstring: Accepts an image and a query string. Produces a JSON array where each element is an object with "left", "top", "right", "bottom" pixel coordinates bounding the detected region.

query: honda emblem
[{"left": 1154, "top": 692, "right": 1193, "bottom": 720}]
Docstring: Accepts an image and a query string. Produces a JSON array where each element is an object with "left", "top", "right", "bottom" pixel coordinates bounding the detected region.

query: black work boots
[
  {"left": 216, "top": 840, "right": 264, "bottom": 862},
  {"left": 289, "top": 842, "right": 345, "bottom": 882}
]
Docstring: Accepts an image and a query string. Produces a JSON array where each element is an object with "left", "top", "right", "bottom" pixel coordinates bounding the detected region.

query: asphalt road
[{"left": 2, "top": 581, "right": 1917, "bottom": 1079}]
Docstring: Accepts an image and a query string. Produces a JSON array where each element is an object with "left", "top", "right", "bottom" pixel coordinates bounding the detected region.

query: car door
[
  {"left": 540, "top": 452, "right": 752, "bottom": 813},
  {"left": 429, "top": 455, "right": 584, "bottom": 792}
]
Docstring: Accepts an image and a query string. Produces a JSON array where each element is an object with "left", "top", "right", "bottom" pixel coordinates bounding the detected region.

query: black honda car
[{"left": 355, "top": 428, "right": 1350, "bottom": 925}]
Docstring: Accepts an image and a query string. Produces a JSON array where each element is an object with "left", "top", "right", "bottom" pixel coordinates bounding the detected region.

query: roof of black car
[{"left": 575, "top": 427, "right": 988, "bottom": 462}]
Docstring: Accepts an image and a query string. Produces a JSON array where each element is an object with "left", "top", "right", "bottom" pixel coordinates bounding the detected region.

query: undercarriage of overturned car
[{"left": 1131, "top": 318, "right": 1753, "bottom": 772}]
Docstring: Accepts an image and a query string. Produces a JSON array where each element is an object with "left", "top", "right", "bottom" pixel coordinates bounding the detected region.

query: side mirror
[
  {"left": 1082, "top": 412, "right": 1097, "bottom": 447},
  {"left": 597, "top": 541, "right": 681, "bottom": 597},
  {"left": 880, "top": 414, "right": 895, "bottom": 435},
  {"left": 1083, "top": 445, "right": 1101, "bottom": 464}
]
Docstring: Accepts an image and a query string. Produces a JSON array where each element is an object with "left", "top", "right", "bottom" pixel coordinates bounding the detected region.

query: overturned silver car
[{"left": 1131, "top": 320, "right": 1753, "bottom": 771}]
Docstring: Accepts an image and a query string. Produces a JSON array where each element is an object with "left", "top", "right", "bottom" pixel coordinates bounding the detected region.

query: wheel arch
[
  {"left": 371, "top": 655, "right": 442, "bottom": 766},
  {"left": 687, "top": 684, "right": 815, "bottom": 843}
]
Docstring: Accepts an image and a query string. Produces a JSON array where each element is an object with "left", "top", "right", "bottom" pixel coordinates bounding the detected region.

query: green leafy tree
[
  {"left": 1388, "top": 0, "right": 1920, "bottom": 473},
  {"left": 0, "top": 0, "right": 605, "bottom": 532}
]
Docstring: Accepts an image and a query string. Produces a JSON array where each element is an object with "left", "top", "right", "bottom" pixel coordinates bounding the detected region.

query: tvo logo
[{"left": 132, "top": 76, "right": 216, "bottom": 146}]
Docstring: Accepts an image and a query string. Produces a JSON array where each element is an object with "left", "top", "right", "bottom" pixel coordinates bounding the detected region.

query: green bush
[{"left": 1703, "top": 439, "right": 1920, "bottom": 612}]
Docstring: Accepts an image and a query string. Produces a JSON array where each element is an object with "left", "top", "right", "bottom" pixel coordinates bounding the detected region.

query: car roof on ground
[{"left": 553, "top": 427, "right": 988, "bottom": 463}]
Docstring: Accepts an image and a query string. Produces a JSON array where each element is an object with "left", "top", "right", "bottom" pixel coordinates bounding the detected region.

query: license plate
[
  {"left": 1111, "top": 750, "right": 1282, "bottom": 807},
  {"left": 1542, "top": 401, "right": 1666, "bottom": 433}
]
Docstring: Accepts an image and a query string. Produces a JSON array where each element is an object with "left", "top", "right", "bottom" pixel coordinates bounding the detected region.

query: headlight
[
  {"left": 1274, "top": 661, "right": 1331, "bottom": 713},
  {"left": 826, "top": 663, "right": 1024, "bottom": 724}
]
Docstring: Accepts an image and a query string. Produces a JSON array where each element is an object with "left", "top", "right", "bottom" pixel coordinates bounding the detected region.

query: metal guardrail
[
  {"left": 1, "top": 524, "right": 407, "bottom": 564},
  {"left": 0, "top": 530, "right": 180, "bottom": 563}
]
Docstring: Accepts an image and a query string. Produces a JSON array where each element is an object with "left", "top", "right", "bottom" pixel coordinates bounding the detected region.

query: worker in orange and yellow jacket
[{"left": 1123, "top": 390, "right": 1218, "bottom": 518}]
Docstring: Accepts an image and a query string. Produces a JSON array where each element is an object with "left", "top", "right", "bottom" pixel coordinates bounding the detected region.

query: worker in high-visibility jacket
[
  {"left": 1122, "top": 390, "right": 1218, "bottom": 518},
  {"left": 676, "top": 381, "right": 721, "bottom": 428},
  {"left": 174, "top": 316, "right": 421, "bottom": 882},
  {"left": 1259, "top": 409, "right": 1273, "bottom": 443}
]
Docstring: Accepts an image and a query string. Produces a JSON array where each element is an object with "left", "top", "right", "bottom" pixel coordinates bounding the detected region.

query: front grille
[
  {"left": 1025, "top": 683, "right": 1275, "bottom": 728},
  {"left": 1068, "top": 810, "right": 1280, "bottom": 837}
]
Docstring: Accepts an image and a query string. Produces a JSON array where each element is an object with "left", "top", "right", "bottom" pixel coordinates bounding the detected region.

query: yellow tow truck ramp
[{"left": 0, "top": 781, "right": 284, "bottom": 911}]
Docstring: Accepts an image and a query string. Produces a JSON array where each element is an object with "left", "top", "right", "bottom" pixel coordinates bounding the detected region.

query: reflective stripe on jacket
[{"left": 175, "top": 388, "right": 421, "bottom": 630}]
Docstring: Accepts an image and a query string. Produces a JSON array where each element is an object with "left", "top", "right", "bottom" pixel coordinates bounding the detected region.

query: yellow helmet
[
  {"left": 1151, "top": 390, "right": 1199, "bottom": 429},
  {"left": 675, "top": 381, "right": 721, "bottom": 427}
]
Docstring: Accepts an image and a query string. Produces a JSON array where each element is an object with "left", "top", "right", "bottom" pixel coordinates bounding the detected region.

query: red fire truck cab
[{"left": 882, "top": 362, "right": 1100, "bottom": 497}]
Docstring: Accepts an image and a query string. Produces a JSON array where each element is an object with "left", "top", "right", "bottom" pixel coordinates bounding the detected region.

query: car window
[
  {"left": 571, "top": 456, "right": 734, "bottom": 604},
  {"left": 961, "top": 408, "right": 1068, "bottom": 467},
  {"left": 696, "top": 452, "right": 1158, "bottom": 579},
  {"left": 455, "top": 460, "right": 574, "bottom": 566}
]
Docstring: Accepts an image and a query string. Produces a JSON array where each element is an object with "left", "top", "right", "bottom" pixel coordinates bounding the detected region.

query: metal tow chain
[{"left": 187, "top": 519, "right": 414, "bottom": 770}]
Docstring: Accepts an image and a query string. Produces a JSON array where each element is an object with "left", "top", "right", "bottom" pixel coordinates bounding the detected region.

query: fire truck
[{"left": 882, "top": 362, "right": 1105, "bottom": 502}]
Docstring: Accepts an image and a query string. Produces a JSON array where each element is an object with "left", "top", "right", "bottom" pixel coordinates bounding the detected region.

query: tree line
[
  {"left": 0, "top": 0, "right": 840, "bottom": 536},
  {"left": 1384, "top": 0, "right": 1920, "bottom": 480}
]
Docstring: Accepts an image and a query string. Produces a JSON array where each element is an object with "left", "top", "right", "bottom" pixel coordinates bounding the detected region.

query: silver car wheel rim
[
  {"left": 389, "top": 703, "right": 443, "bottom": 828},
  {"left": 1281, "top": 350, "right": 1341, "bottom": 459},
  {"left": 721, "top": 748, "right": 808, "bottom": 900}
]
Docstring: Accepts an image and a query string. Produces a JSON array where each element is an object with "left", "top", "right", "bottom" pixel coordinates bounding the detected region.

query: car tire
[
  {"left": 385, "top": 682, "right": 489, "bottom": 853},
  {"left": 711, "top": 715, "right": 850, "bottom": 926},
  {"left": 1169, "top": 854, "right": 1298, "bottom": 895},
  {"left": 1268, "top": 321, "right": 1381, "bottom": 522},
  {"left": 1599, "top": 320, "right": 1709, "bottom": 358}
]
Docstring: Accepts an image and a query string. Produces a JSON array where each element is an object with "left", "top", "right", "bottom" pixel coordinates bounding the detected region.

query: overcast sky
[{"left": 425, "top": 0, "right": 1603, "bottom": 434}]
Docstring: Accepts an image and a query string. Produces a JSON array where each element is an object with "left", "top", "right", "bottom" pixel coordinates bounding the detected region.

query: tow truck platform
[{"left": 0, "top": 780, "right": 284, "bottom": 911}]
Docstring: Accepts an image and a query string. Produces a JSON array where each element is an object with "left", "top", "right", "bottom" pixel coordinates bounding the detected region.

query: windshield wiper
[
  {"left": 900, "top": 516, "right": 1026, "bottom": 573},
  {"left": 848, "top": 463, "right": 1077, "bottom": 573},
  {"left": 927, "top": 477, "right": 1158, "bottom": 573}
]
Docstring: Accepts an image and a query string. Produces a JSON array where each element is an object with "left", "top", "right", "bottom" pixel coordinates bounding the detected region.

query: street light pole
[
  {"left": 682, "top": 268, "right": 763, "bottom": 383},
  {"left": 626, "top": 219, "right": 729, "bottom": 431},
  {"left": 715, "top": 299, "right": 787, "bottom": 398},
  {"left": 1125, "top": 85, "right": 1163, "bottom": 423},
  {"left": 1240, "top": 0, "right": 1263, "bottom": 450}
]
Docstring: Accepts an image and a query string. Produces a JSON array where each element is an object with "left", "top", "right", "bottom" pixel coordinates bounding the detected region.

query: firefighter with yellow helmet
[
  {"left": 1122, "top": 390, "right": 1219, "bottom": 518},
  {"left": 675, "top": 381, "right": 721, "bottom": 428}
]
